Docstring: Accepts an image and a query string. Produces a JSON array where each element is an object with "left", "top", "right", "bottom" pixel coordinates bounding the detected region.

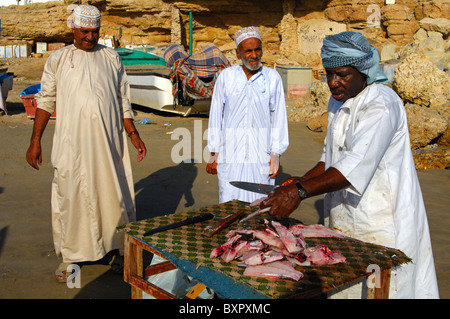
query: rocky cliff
[
  {"left": 0, "top": 0, "right": 449, "bottom": 69},
  {"left": 1, "top": 0, "right": 449, "bottom": 168}
]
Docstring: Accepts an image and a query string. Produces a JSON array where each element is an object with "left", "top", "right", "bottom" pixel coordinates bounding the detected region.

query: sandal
[
  {"left": 55, "top": 262, "right": 74, "bottom": 283},
  {"left": 110, "top": 255, "right": 124, "bottom": 275}
]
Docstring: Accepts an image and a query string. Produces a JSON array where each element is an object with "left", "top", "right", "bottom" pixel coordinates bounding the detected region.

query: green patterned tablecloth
[{"left": 118, "top": 200, "right": 411, "bottom": 299}]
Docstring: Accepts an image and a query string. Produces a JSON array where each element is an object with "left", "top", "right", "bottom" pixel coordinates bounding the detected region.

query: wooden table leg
[
  {"left": 374, "top": 269, "right": 391, "bottom": 299},
  {"left": 123, "top": 234, "right": 217, "bottom": 299},
  {"left": 124, "top": 233, "right": 143, "bottom": 299},
  {"left": 124, "top": 234, "right": 181, "bottom": 299}
]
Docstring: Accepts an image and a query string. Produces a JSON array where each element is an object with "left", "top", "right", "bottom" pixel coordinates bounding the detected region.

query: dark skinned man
[{"left": 261, "top": 32, "right": 438, "bottom": 299}]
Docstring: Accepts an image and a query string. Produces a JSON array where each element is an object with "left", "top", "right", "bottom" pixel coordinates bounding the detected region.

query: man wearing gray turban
[
  {"left": 26, "top": 4, "right": 146, "bottom": 282},
  {"left": 261, "top": 32, "right": 439, "bottom": 299},
  {"left": 320, "top": 31, "right": 388, "bottom": 85}
]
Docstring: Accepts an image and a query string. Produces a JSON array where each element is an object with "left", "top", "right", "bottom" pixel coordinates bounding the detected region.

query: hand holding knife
[{"left": 230, "top": 177, "right": 299, "bottom": 222}]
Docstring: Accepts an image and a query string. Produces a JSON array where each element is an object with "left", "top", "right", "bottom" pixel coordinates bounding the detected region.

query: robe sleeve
[
  {"left": 319, "top": 142, "right": 327, "bottom": 163},
  {"left": 117, "top": 56, "right": 134, "bottom": 120},
  {"left": 35, "top": 51, "right": 58, "bottom": 114},
  {"left": 269, "top": 71, "right": 289, "bottom": 156},
  {"left": 320, "top": 97, "right": 337, "bottom": 163},
  {"left": 331, "top": 96, "right": 398, "bottom": 195},
  {"left": 207, "top": 71, "right": 226, "bottom": 153}
]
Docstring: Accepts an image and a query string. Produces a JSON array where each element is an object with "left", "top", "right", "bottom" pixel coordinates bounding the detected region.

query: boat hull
[{"left": 126, "top": 68, "right": 211, "bottom": 117}]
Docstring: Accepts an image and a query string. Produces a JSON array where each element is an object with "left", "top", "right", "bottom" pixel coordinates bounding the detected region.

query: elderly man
[
  {"left": 261, "top": 32, "right": 439, "bottom": 298},
  {"left": 206, "top": 26, "right": 289, "bottom": 204},
  {"left": 25, "top": 5, "right": 146, "bottom": 282}
]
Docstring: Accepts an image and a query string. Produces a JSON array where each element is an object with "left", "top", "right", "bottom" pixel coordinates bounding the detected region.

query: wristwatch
[{"left": 295, "top": 182, "right": 308, "bottom": 200}]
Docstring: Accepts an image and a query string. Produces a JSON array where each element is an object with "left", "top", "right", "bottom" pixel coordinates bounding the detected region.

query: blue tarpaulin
[{"left": 20, "top": 83, "right": 41, "bottom": 96}]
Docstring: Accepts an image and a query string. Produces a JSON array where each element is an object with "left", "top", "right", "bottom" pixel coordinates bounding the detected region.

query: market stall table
[{"left": 118, "top": 200, "right": 411, "bottom": 299}]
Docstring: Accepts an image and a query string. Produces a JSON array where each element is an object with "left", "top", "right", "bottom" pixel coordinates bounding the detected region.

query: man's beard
[{"left": 242, "top": 57, "right": 261, "bottom": 71}]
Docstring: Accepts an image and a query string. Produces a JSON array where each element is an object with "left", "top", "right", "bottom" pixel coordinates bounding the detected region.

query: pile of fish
[{"left": 210, "top": 221, "right": 347, "bottom": 281}]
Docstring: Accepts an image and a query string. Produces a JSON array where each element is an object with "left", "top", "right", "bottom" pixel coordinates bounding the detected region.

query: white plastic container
[{"left": 275, "top": 65, "right": 312, "bottom": 99}]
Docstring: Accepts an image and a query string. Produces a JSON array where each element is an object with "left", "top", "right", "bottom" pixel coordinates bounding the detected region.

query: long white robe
[
  {"left": 36, "top": 44, "right": 135, "bottom": 263},
  {"left": 207, "top": 65, "right": 289, "bottom": 203},
  {"left": 321, "top": 83, "right": 439, "bottom": 298}
]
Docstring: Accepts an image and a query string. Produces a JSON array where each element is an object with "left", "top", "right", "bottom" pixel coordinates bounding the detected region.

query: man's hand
[
  {"left": 260, "top": 165, "right": 350, "bottom": 219},
  {"left": 206, "top": 152, "right": 218, "bottom": 175},
  {"left": 260, "top": 178, "right": 301, "bottom": 218},
  {"left": 26, "top": 140, "right": 42, "bottom": 170},
  {"left": 25, "top": 108, "right": 51, "bottom": 170},
  {"left": 130, "top": 134, "right": 146, "bottom": 162},
  {"left": 124, "top": 118, "right": 147, "bottom": 162},
  {"left": 269, "top": 154, "right": 280, "bottom": 177}
]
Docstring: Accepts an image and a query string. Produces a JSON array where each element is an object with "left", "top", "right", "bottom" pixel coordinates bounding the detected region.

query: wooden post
[
  {"left": 374, "top": 269, "right": 391, "bottom": 299},
  {"left": 124, "top": 234, "right": 143, "bottom": 299}
]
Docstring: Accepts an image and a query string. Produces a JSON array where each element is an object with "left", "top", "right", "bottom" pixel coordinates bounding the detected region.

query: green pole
[{"left": 189, "top": 12, "right": 192, "bottom": 55}]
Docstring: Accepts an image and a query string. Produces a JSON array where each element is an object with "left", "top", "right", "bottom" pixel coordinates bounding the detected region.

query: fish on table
[{"left": 210, "top": 220, "right": 346, "bottom": 281}]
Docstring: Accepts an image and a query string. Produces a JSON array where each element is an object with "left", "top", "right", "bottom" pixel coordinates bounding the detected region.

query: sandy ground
[{"left": 0, "top": 57, "right": 448, "bottom": 299}]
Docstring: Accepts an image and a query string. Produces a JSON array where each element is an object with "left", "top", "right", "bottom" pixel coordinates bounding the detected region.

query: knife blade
[
  {"left": 143, "top": 213, "right": 214, "bottom": 237},
  {"left": 229, "top": 181, "right": 277, "bottom": 195},
  {"left": 206, "top": 209, "right": 246, "bottom": 237}
]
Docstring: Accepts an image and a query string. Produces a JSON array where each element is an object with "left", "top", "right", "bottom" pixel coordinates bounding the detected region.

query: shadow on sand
[{"left": 134, "top": 160, "right": 198, "bottom": 220}]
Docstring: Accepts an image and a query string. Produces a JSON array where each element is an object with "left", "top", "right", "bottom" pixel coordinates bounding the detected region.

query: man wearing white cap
[
  {"left": 26, "top": 4, "right": 147, "bottom": 282},
  {"left": 207, "top": 26, "right": 289, "bottom": 204}
]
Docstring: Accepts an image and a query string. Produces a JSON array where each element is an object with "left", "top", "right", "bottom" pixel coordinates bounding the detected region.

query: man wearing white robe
[
  {"left": 261, "top": 32, "right": 439, "bottom": 298},
  {"left": 206, "top": 26, "right": 289, "bottom": 204},
  {"left": 25, "top": 5, "right": 147, "bottom": 281}
]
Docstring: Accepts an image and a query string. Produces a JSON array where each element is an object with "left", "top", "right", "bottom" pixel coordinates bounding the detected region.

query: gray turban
[{"left": 321, "top": 31, "right": 388, "bottom": 84}]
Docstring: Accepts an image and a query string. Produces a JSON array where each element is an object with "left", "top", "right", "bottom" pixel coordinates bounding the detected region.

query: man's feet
[{"left": 55, "top": 262, "right": 75, "bottom": 282}]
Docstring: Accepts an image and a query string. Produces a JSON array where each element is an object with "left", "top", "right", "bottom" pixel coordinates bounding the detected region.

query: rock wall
[
  {"left": 1, "top": 0, "right": 448, "bottom": 168},
  {"left": 394, "top": 54, "right": 450, "bottom": 109},
  {"left": 0, "top": 0, "right": 449, "bottom": 70}
]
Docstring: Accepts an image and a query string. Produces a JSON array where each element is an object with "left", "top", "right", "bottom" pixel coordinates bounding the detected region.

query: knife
[
  {"left": 143, "top": 213, "right": 214, "bottom": 236},
  {"left": 229, "top": 181, "right": 277, "bottom": 195},
  {"left": 206, "top": 209, "right": 246, "bottom": 237}
]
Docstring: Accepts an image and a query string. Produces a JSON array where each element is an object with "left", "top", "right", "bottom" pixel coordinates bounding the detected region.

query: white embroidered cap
[
  {"left": 234, "top": 26, "right": 261, "bottom": 48},
  {"left": 72, "top": 5, "right": 101, "bottom": 29}
]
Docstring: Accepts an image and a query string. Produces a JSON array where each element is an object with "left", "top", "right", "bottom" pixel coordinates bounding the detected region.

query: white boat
[
  {"left": 121, "top": 43, "right": 230, "bottom": 117},
  {"left": 0, "top": 67, "right": 14, "bottom": 115},
  {"left": 125, "top": 65, "right": 211, "bottom": 117}
]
